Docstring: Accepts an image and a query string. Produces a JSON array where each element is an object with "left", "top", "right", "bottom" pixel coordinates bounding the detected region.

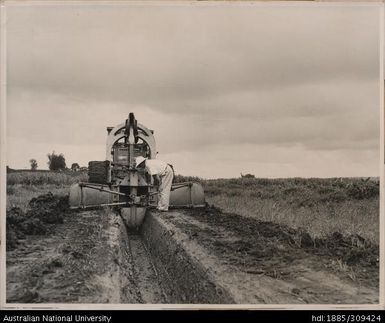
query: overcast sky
[{"left": 5, "top": 2, "right": 382, "bottom": 178}]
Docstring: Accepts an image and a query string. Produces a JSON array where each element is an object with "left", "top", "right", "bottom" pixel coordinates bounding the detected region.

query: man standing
[{"left": 135, "top": 156, "right": 174, "bottom": 211}]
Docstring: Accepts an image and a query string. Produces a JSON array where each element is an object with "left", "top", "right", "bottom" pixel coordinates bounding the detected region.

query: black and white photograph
[{"left": 1, "top": 1, "right": 383, "bottom": 307}]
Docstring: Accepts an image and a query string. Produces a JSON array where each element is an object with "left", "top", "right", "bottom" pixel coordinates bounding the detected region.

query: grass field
[
  {"left": 176, "top": 175, "right": 380, "bottom": 243},
  {"left": 205, "top": 180, "right": 379, "bottom": 243},
  {"left": 6, "top": 171, "right": 380, "bottom": 243}
]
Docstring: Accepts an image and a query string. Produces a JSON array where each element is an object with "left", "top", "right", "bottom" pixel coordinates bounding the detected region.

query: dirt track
[{"left": 6, "top": 194, "right": 379, "bottom": 304}]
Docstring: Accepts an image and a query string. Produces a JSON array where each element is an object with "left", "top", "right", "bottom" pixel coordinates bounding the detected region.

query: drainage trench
[
  {"left": 117, "top": 210, "right": 234, "bottom": 304},
  {"left": 115, "top": 214, "right": 166, "bottom": 303}
]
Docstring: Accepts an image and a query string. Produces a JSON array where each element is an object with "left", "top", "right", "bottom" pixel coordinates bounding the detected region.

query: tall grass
[
  {"left": 7, "top": 171, "right": 87, "bottom": 186},
  {"left": 202, "top": 177, "right": 379, "bottom": 204}
]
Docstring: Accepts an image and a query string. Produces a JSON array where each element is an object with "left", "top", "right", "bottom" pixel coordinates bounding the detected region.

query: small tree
[
  {"left": 29, "top": 159, "right": 38, "bottom": 170},
  {"left": 71, "top": 163, "right": 80, "bottom": 171},
  {"left": 47, "top": 151, "right": 66, "bottom": 171}
]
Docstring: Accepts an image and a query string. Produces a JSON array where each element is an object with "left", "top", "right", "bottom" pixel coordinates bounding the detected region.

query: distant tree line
[{"left": 27, "top": 153, "right": 86, "bottom": 172}]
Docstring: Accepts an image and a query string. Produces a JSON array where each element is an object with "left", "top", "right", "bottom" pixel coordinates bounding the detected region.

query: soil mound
[
  {"left": 28, "top": 192, "right": 68, "bottom": 224},
  {"left": 6, "top": 193, "right": 69, "bottom": 250}
]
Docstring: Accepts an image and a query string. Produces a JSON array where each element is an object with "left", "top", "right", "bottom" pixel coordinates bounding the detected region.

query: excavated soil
[
  {"left": 150, "top": 208, "right": 379, "bottom": 304},
  {"left": 6, "top": 193, "right": 69, "bottom": 251}
]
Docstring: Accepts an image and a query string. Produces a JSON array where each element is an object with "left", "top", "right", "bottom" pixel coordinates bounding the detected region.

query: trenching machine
[{"left": 69, "top": 113, "right": 205, "bottom": 228}]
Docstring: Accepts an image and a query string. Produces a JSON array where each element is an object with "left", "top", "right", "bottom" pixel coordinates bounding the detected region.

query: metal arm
[{"left": 79, "top": 183, "right": 127, "bottom": 196}]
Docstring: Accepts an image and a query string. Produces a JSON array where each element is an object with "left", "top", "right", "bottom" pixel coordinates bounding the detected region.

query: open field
[
  {"left": 204, "top": 178, "right": 379, "bottom": 243},
  {"left": 5, "top": 171, "right": 380, "bottom": 304},
  {"left": 7, "top": 172, "right": 380, "bottom": 242}
]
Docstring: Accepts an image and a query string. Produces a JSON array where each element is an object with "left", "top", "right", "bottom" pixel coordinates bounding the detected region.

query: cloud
[
  {"left": 5, "top": 3, "right": 381, "bottom": 177},
  {"left": 7, "top": 4, "right": 378, "bottom": 103}
]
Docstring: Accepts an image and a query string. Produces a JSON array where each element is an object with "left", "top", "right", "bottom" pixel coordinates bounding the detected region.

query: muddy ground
[{"left": 5, "top": 194, "right": 379, "bottom": 304}]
